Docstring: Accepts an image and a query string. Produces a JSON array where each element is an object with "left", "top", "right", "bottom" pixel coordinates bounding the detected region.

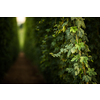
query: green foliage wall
[
  {"left": 24, "top": 17, "right": 100, "bottom": 84},
  {"left": 24, "top": 17, "right": 41, "bottom": 64},
  {"left": 24, "top": 17, "right": 62, "bottom": 83},
  {"left": 24, "top": 17, "right": 37, "bottom": 62},
  {"left": 0, "top": 17, "right": 19, "bottom": 81}
]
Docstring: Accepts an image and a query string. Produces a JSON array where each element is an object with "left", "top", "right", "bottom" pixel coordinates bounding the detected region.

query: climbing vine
[
  {"left": 24, "top": 17, "right": 98, "bottom": 84},
  {"left": 50, "top": 17, "right": 97, "bottom": 83}
]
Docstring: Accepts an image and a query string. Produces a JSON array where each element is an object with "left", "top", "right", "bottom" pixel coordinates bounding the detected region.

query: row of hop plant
[
  {"left": 0, "top": 17, "right": 19, "bottom": 82},
  {"left": 24, "top": 17, "right": 98, "bottom": 84}
]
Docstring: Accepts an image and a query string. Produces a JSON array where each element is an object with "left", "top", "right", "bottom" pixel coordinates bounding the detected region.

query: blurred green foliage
[
  {"left": 24, "top": 17, "right": 100, "bottom": 84},
  {"left": 0, "top": 17, "right": 19, "bottom": 82},
  {"left": 18, "top": 23, "right": 25, "bottom": 51}
]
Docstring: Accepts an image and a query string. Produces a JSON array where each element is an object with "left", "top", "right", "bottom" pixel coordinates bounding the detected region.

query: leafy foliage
[
  {"left": 24, "top": 17, "right": 99, "bottom": 84},
  {"left": 0, "top": 17, "right": 19, "bottom": 82}
]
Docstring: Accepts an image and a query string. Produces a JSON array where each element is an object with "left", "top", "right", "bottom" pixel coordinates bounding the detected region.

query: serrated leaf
[
  {"left": 71, "top": 55, "right": 80, "bottom": 62},
  {"left": 78, "top": 30, "right": 83, "bottom": 38},
  {"left": 80, "top": 56, "right": 88, "bottom": 64},
  {"left": 87, "top": 68, "right": 97, "bottom": 76},
  {"left": 82, "top": 75, "right": 91, "bottom": 82},
  {"left": 76, "top": 18, "right": 86, "bottom": 29},
  {"left": 75, "top": 42, "right": 85, "bottom": 51}
]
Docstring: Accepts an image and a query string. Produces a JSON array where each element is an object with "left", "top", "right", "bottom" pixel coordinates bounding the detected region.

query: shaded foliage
[
  {"left": 85, "top": 17, "right": 100, "bottom": 83},
  {"left": 24, "top": 17, "right": 100, "bottom": 84},
  {"left": 0, "top": 17, "right": 19, "bottom": 82}
]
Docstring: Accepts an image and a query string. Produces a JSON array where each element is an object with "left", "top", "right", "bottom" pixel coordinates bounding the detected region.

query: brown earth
[{"left": 1, "top": 52, "right": 46, "bottom": 84}]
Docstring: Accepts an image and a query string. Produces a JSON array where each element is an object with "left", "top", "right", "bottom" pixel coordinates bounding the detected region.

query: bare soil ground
[{"left": 1, "top": 52, "right": 46, "bottom": 84}]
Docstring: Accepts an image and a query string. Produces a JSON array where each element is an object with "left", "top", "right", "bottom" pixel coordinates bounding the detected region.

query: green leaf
[
  {"left": 66, "top": 68, "right": 74, "bottom": 73},
  {"left": 60, "top": 48, "right": 63, "bottom": 52},
  {"left": 80, "top": 28, "right": 84, "bottom": 34},
  {"left": 87, "top": 68, "right": 97, "bottom": 76},
  {"left": 82, "top": 75, "right": 91, "bottom": 82},
  {"left": 75, "top": 42, "right": 85, "bottom": 51},
  {"left": 74, "top": 63, "right": 80, "bottom": 74},
  {"left": 50, "top": 53, "right": 54, "bottom": 57},
  {"left": 79, "top": 42, "right": 85, "bottom": 48},
  {"left": 52, "top": 34, "right": 56, "bottom": 37},
  {"left": 71, "top": 55, "right": 80, "bottom": 62},
  {"left": 70, "top": 38, "right": 75, "bottom": 43},
  {"left": 81, "top": 20, "right": 86, "bottom": 29},
  {"left": 70, "top": 26, "right": 78, "bottom": 33},
  {"left": 80, "top": 56, "right": 88, "bottom": 64},
  {"left": 71, "top": 17, "right": 76, "bottom": 21},
  {"left": 74, "top": 63, "right": 78, "bottom": 67},
  {"left": 75, "top": 71, "right": 78, "bottom": 76},
  {"left": 75, "top": 44, "right": 80, "bottom": 50},
  {"left": 51, "top": 41, "right": 56, "bottom": 46},
  {"left": 65, "top": 44, "right": 73, "bottom": 50},
  {"left": 76, "top": 20, "right": 81, "bottom": 28},
  {"left": 63, "top": 26, "right": 66, "bottom": 32},
  {"left": 80, "top": 56, "right": 86, "bottom": 63},
  {"left": 76, "top": 18, "right": 86, "bottom": 29},
  {"left": 67, "top": 50, "right": 71, "bottom": 57},
  {"left": 63, "top": 49, "right": 67, "bottom": 53},
  {"left": 62, "top": 22, "right": 68, "bottom": 27},
  {"left": 78, "top": 28, "right": 84, "bottom": 38},
  {"left": 71, "top": 57, "right": 76, "bottom": 62},
  {"left": 86, "top": 63, "right": 89, "bottom": 68},
  {"left": 71, "top": 47, "right": 77, "bottom": 53},
  {"left": 65, "top": 28, "right": 70, "bottom": 36},
  {"left": 46, "top": 29, "right": 50, "bottom": 32}
]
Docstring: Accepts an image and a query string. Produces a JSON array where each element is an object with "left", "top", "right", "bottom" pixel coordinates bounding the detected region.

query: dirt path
[{"left": 1, "top": 52, "right": 46, "bottom": 84}]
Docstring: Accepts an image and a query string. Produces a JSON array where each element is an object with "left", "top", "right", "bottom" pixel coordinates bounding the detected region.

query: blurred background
[{"left": 17, "top": 17, "right": 26, "bottom": 51}]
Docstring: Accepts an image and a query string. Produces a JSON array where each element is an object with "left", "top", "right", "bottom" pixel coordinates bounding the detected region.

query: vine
[
  {"left": 24, "top": 17, "right": 98, "bottom": 84},
  {"left": 50, "top": 17, "right": 97, "bottom": 83}
]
